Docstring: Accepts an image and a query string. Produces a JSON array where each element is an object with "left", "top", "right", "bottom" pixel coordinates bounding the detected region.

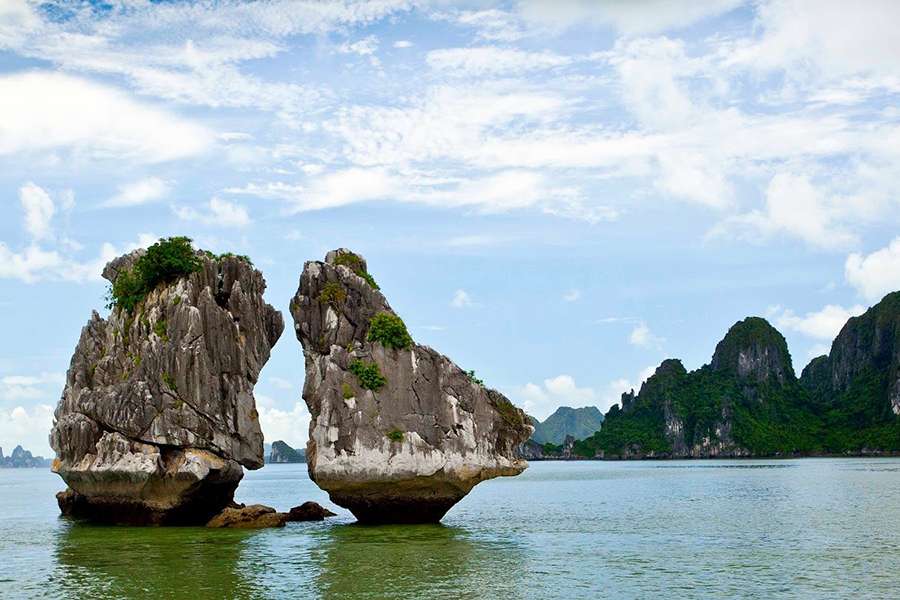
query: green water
[{"left": 3, "top": 459, "right": 900, "bottom": 599}]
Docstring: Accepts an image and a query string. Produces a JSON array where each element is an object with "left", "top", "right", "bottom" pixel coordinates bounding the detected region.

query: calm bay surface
[{"left": 2, "top": 458, "right": 900, "bottom": 599}]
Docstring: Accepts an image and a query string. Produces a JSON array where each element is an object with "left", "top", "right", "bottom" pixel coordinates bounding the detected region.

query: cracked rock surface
[
  {"left": 51, "top": 250, "right": 283, "bottom": 524},
  {"left": 290, "top": 249, "right": 532, "bottom": 523}
]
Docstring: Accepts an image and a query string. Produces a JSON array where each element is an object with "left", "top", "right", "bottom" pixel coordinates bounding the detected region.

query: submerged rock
[
  {"left": 51, "top": 242, "right": 284, "bottom": 524},
  {"left": 206, "top": 504, "right": 286, "bottom": 529},
  {"left": 290, "top": 249, "right": 531, "bottom": 523},
  {"left": 286, "top": 501, "right": 336, "bottom": 521}
]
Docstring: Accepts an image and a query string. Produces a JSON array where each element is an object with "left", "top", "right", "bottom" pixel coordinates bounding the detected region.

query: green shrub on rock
[
  {"left": 349, "top": 359, "right": 386, "bottom": 391},
  {"left": 334, "top": 252, "right": 380, "bottom": 290},
  {"left": 107, "top": 237, "right": 202, "bottom": 313},
  {"left": 367, "top": 313, "right": 412, "bottom": 350},
  {"left": 318, "top": 282, "right": 347, "bottom": 306}
]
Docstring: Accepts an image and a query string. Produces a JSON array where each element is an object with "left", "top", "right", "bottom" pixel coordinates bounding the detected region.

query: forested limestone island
[
  {"left": 267, "top": 440, "right": 306, "bottom": 463},
  {"left": 520, "top": 407, "right": 605, "bottom": 460},
  {"left": 0, "top": 445, "right": 52, "bottom": 468},
  {"left": 569, "top": 291, "right": 900, "bottom": 459},
  {"left": 291, "top": 249, "right": 532, "bottom": 523}
]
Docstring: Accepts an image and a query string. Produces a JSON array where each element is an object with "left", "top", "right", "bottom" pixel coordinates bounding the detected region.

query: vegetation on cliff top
[
  {"left": 334, "top": 251, "right": 380, "bottom": 290},
  {"left": 107, "top": 237, "right": 252, "bottom": 313}
]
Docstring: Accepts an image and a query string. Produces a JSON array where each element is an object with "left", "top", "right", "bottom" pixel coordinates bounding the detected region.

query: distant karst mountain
[
  {"left": 0, "top": 445, "right": 52, "bottom": 468},
  {"left": 570, "top": 291, "right": 900, "bottom": 459},
  {"left": 530, "top": 406, "right": 604, "bottom": 445},
  {"left": 267, "top": 440, "right": 306, "bottom": 463}
]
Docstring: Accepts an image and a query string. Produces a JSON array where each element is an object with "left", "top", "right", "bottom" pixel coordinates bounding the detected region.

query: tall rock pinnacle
[
  {"left": 290, "top": 249, "right": 532, "bottom": 523},
  {"left": 51, "top": 239, "right": 283, "bottom": 524}
]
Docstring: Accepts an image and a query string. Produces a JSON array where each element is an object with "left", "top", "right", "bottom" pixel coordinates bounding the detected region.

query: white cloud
[
  {"left": 729, "top": 0, "right": 900, "bottom": 79},
  {"left": 0, "top": 72, "right": 213, "bottom": 163},
  {"left": 0, "top": 199, "right": 155, "bottom": 285},
  {"left": 629, "top": 322, "right": 664, "bottom": 348},
  {"left": 337, "top": 35, "right": 379, "bottom": 56},
  {"left": 601, "top": 365, "right": 658, "bottom": 411},
  {"left": 224, "top": 181, "right": 306, "bottom": 202},
  {"left": 450, "top": 289, "right": 473, "bottom": 309},
  {"left": 267, "top": 377, "right": 295, "bottom": 391},
  {"left": 0, "top": 404, "right": 54, "bottom": 457},
  {"left": 516, "top": 0, "right": 742, "bottom": 35},
  {"left": 846, "top": 238, "right": 900, "bottom": 301},
  {"left": 174, "top": 197, "right": 251, "bottom": 228},
  {"left": 771, "top": 304, "right": 866, "bottom": 341},
  {"left": 105, "top": 177, "right": 170, "bottom": 208},
  {"left": 517, "top": 368, "right": 657, "bottom": 419},
  {"left": 19, "top": 182, "right": 55, "bottom": 241},
  {"left": 0, "top": 372, "right": 64, "bottom": 402},
  {"left": 393, "top": 40, "right": 413, "bottom": 48},
  {"left": 426, "top": 46, "right": 571, "bottom": 76},
  {"left": 257, "top": 401, "right": 309, "bottom": 450},
  {"left": 518, "top": 374, "right": 598, "bottom": 420},
  {"left": 563, "top": 289, "right": 581, "bottom": 302},
  {"left": 712, "top": 172, "right": 857, "bottom": 249}
]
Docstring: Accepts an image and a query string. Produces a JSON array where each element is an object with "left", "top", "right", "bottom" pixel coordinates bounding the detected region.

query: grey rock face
[
  {"left": 711, "top": 317, "right": 794, "bottom": 387},
  {"left": 51, "top": 251, "right": 283, "bottom": 524},
  {"left": 291, "top": 249, "right": 531, "bottom": 523}
]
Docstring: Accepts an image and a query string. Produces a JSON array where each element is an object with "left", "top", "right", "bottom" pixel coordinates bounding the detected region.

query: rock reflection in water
[
  {"left": 309, "top": 523, "right": 527, "bottom": 600},
  {"left": 51, "top": 522, "right": 260, "bottom": 599}
]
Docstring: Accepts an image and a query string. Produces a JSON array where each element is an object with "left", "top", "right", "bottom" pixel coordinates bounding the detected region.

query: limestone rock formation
[
  {"left": 51, "top": 243, "right": 283, "bottom": 524},
  {"left": 206, "top": 504, "right": 287, "bottom": 528},
  {"left": 268, "top": 440, "right": 305, "bottom": 463},
  {"left": 802, "top": 292, "right": 900, "bottom": 415},
  {"left": 286, "top": 501, "right": 336, "bottom": 521},
  {"left": 290, "top": 249, "right": 531, "bottom": 523},
  {"left": 584, "top": 317, "right": 816, "bottom": 459}
]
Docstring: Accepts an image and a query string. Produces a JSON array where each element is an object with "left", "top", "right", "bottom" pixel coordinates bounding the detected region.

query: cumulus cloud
[
  {"left": 518, "top": 374, "right": 598, "bottom": 421},
  {"left": 517, "top": 367, "right": 657, "bottom": 419},
  {"left": 105, "top": 177, "right": 171, "bottom": 208},
  {"left": 0, "top": 404, "right": 54, "bottom": 457},
  {"left": 713, "top": 172, "right": 857, "bottom": 249},
  {"left": 173, "top": 197, "right": 251, "bottom": 227},
  {"left": 0, "top": 72, "right": 213, "bottom": 163},
  {"left": 257, "top": 400, "right": 309, "bottom": 450},
  {"left": 19, "top": 183, "right": 55, "bottom": 240},
  {"left": 845, "top": 238, "right": 900, "bottom": 301},
  {"left": 629, "top": 322, "right": 664, "bottom": 348},
  {"left": 770, "top": 304, "right": 866, "bottom": 341},
  {"left": 562, "top": 289, "right": 581, "bottom": 302},
  {"left": 450, "top": 289, "right": 473, "bottom": 308},
  {"left": 0, "top": 183, "right": 157, "bottom": 283},
  {"left": 0, "top": 372, "right": 64, "bottom": 402}
]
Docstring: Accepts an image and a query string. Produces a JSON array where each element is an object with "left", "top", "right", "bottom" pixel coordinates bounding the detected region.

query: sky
[{"left": 2, "top": 0, "right": 900, "bottom": 456}]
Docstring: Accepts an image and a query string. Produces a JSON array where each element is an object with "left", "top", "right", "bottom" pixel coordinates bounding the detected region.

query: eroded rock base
[
  {"left": 56, "top": 481, "right": 239, "bottom": 526},
  {"left": 330, "top": 489, "right": 460, "bottom": 524}
]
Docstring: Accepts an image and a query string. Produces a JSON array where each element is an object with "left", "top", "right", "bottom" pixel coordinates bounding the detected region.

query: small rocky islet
[{"left": 49, "top": 239, "right": 532, "bottom": 526}]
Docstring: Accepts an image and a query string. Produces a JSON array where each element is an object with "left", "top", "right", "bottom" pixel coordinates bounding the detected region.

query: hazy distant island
[
  {"left": 266, "top": 440, "right": 306, "bottom": 464},
  {"left": 0, "top": 445, "right": 52, "bottom": 469},
  {"left": 521, "top": 291, "right": 900, "bottom": 460}
]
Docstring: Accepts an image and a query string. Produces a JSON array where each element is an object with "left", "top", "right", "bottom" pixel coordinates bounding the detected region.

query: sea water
[{"left": 2, "top": 459, "right": 900, "bottom": 599}]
